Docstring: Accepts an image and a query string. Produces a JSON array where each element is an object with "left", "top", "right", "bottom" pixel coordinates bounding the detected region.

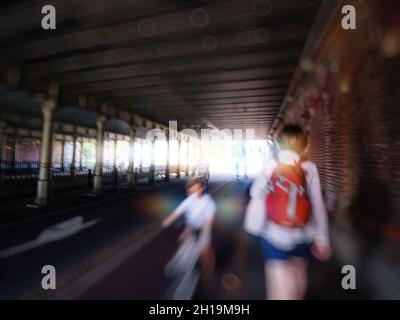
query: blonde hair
[
  {"left": 185, "top": 176, "right": 205, "bottom": 189},
  {"left": 276, "top": 124, "right": 308, "bottom": 153}
]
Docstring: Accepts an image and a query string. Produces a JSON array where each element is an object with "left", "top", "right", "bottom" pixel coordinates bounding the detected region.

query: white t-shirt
[
  {"left": 175, "top": 193, "right": 217, "bottom": 230},
  {"left": 248, "top": 150, "right": 330, "bottom": 250}
]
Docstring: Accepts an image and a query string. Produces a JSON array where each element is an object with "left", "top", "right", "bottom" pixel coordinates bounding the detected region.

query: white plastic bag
[
  {"left": 243, "top": 195, "right": 266, "bottom": 236},
  {"left": 243, "top": 162, "right": 275, "bottom": 236}
]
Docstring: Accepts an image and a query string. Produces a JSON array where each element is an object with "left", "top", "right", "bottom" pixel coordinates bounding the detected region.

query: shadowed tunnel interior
[{"left": 0, "top": 0, "right": 399, "bottom": 300}]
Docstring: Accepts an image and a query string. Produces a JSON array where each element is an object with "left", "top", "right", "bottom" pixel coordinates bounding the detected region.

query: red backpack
[{"left": 266, "top": 160, "right": 311, "bottom": 228}]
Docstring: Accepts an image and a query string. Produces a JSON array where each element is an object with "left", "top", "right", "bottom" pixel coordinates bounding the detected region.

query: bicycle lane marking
[{"left": 54, "top": 178, "right": 235, "bottom": 299}]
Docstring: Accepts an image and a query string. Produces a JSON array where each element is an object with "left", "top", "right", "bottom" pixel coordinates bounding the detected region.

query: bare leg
[
  {"left": 178, "top": 226, "right": 193, "bottom": 243},
  {"left": 200, "top": 241, "right": 215, "bottom": 282},
  {"left": 264, "top": 260, "right": 297, "bottom": 300},
  {"left": 289, "top": 257, "right": 308, "bottom": 300}
]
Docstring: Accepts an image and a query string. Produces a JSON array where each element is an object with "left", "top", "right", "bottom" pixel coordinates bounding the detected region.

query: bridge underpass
[{"left": 0, "top": 0, "right": 400, "bottom": 300}]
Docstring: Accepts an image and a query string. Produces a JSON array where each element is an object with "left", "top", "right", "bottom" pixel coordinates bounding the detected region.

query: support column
[
  {"left": 243, "top": 141, "right": 248, "bottom": 178},
  {"left": 70, "top": 134, "right": 77, "bottom": 176},
  {"left": 93, "top": 116, "right": 107, "bottom": 194},
  {"left": 11, "top": 131, "right": 17, "bottom": 173},
  {"left": 112, "top": 138, "right": 118, "bottom": 184},
  {"left": 0, "top": 121, "right": 5, "bottom": 162},
  {"left": 197, "top": 140, "right": 201, "bottom": 167},
  {"left": 185, "top": 137, "right": 190, "bottom": 177},
  {"left": 0, "top": 121, "right": 6, "bottom": 183},
  {"left": 139, "top": 139, "right": 143, "bottom": 173},
  {"left": 165, "top": 130, "right": 170, "bottom": 182},
  {"left": 127, "top": 127, "right": 137, "bottom": 186},
  {"left": 149, "top": 136, "right": 156, "bottom": 185},
  {"left": 113, "top": 139, "right": 117, "bottom": 169},
  {"left": 177, "top": 134, "right": 181, "bottom": 179},
  {"left": 79, "top": 138, "right": 83, "bottom": 170},
  {"left": 35, "top": 99, "right": 57, "bottom": 206},
  {"left": 14, "top": 135, "right": 18, "bottom": 162},
  {"left": 199, "top": 140, "right": 202, "bottom": 164},
  {"left": 194, "top": 139, "right": 199, "bottom": 176},
  {"left": 60, "top": 137, "right": 65, "bottom": 172}
]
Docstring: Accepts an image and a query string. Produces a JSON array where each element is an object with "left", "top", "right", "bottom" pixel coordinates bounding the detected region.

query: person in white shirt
[
  {"left": 244, "top": 124, "right": 331, "bottom": 300},
  {"left": 162, "top": 177, "right": 217, "bottom": 280}
]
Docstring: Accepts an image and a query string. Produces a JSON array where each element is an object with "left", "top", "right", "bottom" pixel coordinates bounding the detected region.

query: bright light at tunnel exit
[
  {"left": 90, "top": 138, "right": 268, "bottom": 174},
  {"left": 204, "top": 139, "right": 268, "bottom": 175}
]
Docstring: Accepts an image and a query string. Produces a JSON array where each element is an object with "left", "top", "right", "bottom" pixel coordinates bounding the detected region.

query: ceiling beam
[
  {"left": 24, "top": 46, "right": 303, "bottom": 78},
  {"left": 63, "top": 75, "right": 292, "bottom": 96},
  {"left": 2, "top": 1, "right": 315, "bottom": 61}
]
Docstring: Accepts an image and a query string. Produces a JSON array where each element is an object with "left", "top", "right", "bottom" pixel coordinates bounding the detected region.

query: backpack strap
[{"left": 292, "top": 159, "right": 307, "bottom": 185}]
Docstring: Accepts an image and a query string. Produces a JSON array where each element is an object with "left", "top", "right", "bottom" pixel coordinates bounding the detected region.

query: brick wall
[{"left": 281, "top": 0, "right": 400, "bottom": 252}]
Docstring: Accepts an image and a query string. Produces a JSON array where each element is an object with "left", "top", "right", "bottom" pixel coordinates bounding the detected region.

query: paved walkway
[{"left": 0, "top": 175, "right": 370, "bottom": 299}]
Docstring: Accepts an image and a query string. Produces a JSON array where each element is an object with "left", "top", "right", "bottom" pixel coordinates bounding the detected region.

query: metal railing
[
  {"left": 0, "top": 174, "right": 38, "bottom": 200},
  {"left": 0, "top": 162, "right": 183, "bottom": 201},
  {"left": 0, "top": 160, "right": 40, "bottom": 175}
]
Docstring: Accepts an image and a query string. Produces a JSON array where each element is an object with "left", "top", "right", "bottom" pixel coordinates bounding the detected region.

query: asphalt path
[
  {"left": 0, "top": 179, "right": 187, "bottom": 299},
  {"left": 0, "top": 174, "right": 368, "bottom": 300}
]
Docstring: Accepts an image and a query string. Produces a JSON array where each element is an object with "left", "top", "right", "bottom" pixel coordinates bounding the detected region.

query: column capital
[
  {"left": 164, "top": 129, "right": 170, "bottom": 139},
  {"left": 130, "top": 125, "right": 138, "bottom": 136},
  {"left": 41, "top": 98, "right": 57, "bottom": 118},
  {"left": 96, "top": 115, "right": 107, "bottom": 129}
]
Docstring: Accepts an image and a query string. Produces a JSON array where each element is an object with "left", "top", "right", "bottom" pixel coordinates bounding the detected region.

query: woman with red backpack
[{"left": 244, "top": 124, "right": 331, "bottom": 300}]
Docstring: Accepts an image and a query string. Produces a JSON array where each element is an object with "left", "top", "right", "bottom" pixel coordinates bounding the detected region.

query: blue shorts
[{"left": 260, "top": 237, "right": 311, "bottom": 261}]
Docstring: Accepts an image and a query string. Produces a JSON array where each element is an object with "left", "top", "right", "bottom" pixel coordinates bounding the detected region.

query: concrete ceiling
[{"left": 0, "top": 0, "right": 322, "bottom": 138}]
